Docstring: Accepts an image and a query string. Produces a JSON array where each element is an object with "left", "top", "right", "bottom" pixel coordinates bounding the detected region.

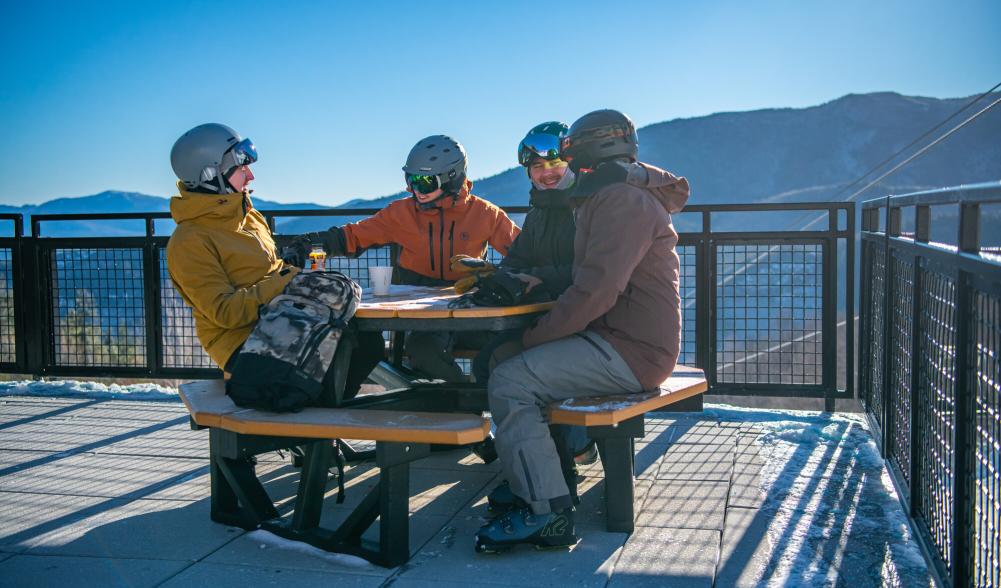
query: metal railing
[
  {"left": 860, "top": 181, "right": 1001, "bottom": 587},
  {"left": 0, "top": 201, "right": 854, "bottom": 404}
]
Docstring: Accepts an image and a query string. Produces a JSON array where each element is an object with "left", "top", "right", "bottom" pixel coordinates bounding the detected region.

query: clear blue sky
[{"left": 1, "top": 0, "right": 998, "bottom": 206}]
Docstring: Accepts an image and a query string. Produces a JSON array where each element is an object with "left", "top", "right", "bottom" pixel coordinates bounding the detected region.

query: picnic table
[{"left": 179, "top": 285, "right": 706, "bottom": 566}]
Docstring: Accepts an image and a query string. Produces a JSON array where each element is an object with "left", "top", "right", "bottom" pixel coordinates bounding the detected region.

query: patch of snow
[
  {"left": 704, "top": 404, "right": 932, "bottom": 588},
  {"left": 244, "top": 529, "right": 373, "bottom": 569},
  {"left": 0, "top": 379, "right": 181, "bottom": 402}
]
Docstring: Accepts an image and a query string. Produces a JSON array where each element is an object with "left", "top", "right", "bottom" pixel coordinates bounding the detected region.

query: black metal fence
[
  {"left": 0, "top": 201, "right": 853, "bottom": 403},
  {"left": 860, "top": 181, "right": 1001, "bottom": 587}
]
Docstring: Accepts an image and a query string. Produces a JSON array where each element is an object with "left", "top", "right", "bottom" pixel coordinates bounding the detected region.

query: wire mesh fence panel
[
  {"left": 915, "top": 267, "right": 958, "bottom": 571},
  {"left": 715, "top": 243, "right": 824, "bottom": 385},
  {"left": 325, "top": 247, "right": 395, "bottom": 287},
  {"left": 159, "top": 249, "right": 215, "bottom": 369},
  {"left": 50, "top": 248, "right": 146, "bottom": 367},
  {"left": 678, "top": 245, "right": 696, "bottom": 366},
  {"left": 485, "top": 246, "right": 503, "bottom": 266},
  {"left": 888, "top": 255, "right": 915, "bottom": 483},
  {"left": 970, "top": 286, "right": 1001, "bottom": 587},
  {"left": 862, "top": 242, "right": 887, "bottom": 429},
  {"left": 0, "top": 247, "right": 14, "bottom": 364}
]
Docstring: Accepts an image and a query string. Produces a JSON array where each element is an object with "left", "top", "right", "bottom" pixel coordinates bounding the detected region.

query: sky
[{"left": 1, "top": 0, "right": 999, "bottom": 206}]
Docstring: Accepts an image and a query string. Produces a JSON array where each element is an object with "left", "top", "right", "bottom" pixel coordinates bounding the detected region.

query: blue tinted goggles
[
  {"left": 222, "top": 138, "right": 258, "bottom": 173},
  {"left": 518, "top": 132, "right": 562, "bottom": 166}
]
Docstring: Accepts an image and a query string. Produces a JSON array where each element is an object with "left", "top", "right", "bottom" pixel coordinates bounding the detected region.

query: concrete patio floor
[{"left": 0, "top": 395, "right": 934, "bottom": 587}]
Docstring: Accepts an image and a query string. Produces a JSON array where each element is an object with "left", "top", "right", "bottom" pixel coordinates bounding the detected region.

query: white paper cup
[{"left": 369, "top": 266, "right": 393, "bottom": 296}]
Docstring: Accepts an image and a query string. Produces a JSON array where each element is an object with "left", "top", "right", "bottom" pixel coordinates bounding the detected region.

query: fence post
[
  {"left": 142, "top": 218, "right": 162, "bottom": 377},
  {"left": 845, "top": 203, "right": 856, "bottom": 402},
  {"left": 881, "top": 206, "right": 900, "bottom": 457},
  {"left": 950, "top": 203, "right": 978, "bottom": 587},
  {"left": 699, "top": 210, "right": 716, "bottom": 389},
  {"left": 908, "top": 206, "right": 929, "bottom": 518},
  {"left": 8, "top": 218, "right": 26, "bottom": 371},
  {"left": 21, "top": 236, "right": 49, "bottom": 375},
  {"left": 822, "top": 232, "right": 837, "bottom": 412}
]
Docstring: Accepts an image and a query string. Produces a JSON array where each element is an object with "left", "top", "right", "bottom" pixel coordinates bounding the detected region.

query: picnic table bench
[
  {"left": 178, "top": 364, "right": 706, "bottom": 565},
  {"left": 180, "top": 378, "right": 490, "bottom": 567}
]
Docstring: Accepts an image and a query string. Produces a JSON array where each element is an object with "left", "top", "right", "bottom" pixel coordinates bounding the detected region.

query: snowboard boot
[{"left": 475, "top": 505, "right": 578, "bottom": 553}]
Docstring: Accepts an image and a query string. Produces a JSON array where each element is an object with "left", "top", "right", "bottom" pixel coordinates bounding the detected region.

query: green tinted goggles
[{"left": 406, "top": 173, "right": 442, "bottom": 195}]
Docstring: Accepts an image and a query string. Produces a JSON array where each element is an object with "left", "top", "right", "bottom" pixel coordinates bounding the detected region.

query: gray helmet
[
  {"left": 561, "top": 109, "right": 638, "bottom": 173},
  {"left": 170, "top": 123, "right": 258, "bottom": 194},
  {"left": 402, "top": 135, "right": 468, "bottom": 198}
]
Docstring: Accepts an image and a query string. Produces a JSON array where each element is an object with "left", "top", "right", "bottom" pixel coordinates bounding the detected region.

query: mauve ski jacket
[{"left": 522, "top": 163, "right": 690, "bottom": 390}]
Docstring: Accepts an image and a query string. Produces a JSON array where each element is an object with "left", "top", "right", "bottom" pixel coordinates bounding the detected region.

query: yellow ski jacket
[{"left": 166, "top": 183, "right": 299, "bottom": 368}]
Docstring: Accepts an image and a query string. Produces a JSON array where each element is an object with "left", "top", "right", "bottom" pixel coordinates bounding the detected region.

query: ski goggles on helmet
[
  {"left": 406, "top": 173, "right": 442, "bottom": 195},
  {"left": 518, "top": 132, "right": 562, "bottom": 166},
  {"left": 221, "top": 138, "right": 258, "bottom": 174}
]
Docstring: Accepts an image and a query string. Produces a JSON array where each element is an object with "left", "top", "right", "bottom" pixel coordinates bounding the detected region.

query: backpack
[{"left": 226, "top": 271, "right": 362, "bottom": 412}]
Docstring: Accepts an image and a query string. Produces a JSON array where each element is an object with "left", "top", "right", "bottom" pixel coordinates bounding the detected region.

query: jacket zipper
[
  {"left": 438, "top": 209, "right": 445, "bottom": 280},
  {"left": 449, "top": 221, "right": 455, "bottom": 260},
  {"left": 428, "top": 222, "right": 435, "bottom": 272}
]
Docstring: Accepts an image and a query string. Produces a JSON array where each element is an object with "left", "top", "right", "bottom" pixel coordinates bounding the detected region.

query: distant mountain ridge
[{"left": 3, "top": 91, "right": 1000, "bottom": 237}]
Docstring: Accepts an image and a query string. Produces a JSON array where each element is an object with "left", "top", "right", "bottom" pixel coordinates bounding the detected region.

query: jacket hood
[
  {"left": 528, "top": 186, "right": 574, "bottom": 209},
  {"left": 626, "top": 163, "right": 690, "bottom": 214},
  {"left": 170, "top": 181, "right": 252, "bottom": 229}
]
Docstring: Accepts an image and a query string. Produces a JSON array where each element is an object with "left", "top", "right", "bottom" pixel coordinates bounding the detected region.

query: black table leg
[
  {"left": 589, "top": 415, "right": 644, "bottom": 534},
  {"left": 291, "top": 440, "right": 333, "bottom": 532}
]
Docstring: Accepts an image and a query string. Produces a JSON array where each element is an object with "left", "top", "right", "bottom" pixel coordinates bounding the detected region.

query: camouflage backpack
[{"left": 226, "top": 271, "right": 362, "bottom": 412}]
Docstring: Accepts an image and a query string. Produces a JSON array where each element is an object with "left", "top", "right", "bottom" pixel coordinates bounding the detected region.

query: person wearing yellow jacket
[{"left": 165, "top": 123, "right": 383, "bottom": 399}]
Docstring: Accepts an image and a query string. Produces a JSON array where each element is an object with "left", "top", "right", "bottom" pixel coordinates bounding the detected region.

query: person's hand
[
  {"left": 508, "top": 272, "right": 542, "bottom": 293},
  {"left": 280, "top": 234, "right": 314, "bottom": 268},
  {"left": 450, "top": 254, "right": 496, "bottom": 275}
]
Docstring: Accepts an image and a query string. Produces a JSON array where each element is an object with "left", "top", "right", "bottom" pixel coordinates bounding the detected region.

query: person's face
[
  {"left": 227, "top": 165, "right": 254, "bottom": 192},
  {"left": 528, "top": 158, "right": 569, "bottom": 189},
  {"left": 412, "top": 187, "right": 444, "bottom": 204}
]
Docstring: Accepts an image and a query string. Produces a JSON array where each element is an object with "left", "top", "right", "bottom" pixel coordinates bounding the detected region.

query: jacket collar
[{"left": 169, "top": 181, "right": 252, "bottom": 231}]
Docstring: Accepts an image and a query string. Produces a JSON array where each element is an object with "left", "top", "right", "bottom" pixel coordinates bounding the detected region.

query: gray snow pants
[{"left": 488, "top": 331, "right": 642, "bottom": 514}]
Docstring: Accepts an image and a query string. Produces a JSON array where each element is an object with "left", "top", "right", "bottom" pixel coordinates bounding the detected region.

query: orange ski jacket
[{"left": 339, "top": 180, "right": 519, "bottom": 283}]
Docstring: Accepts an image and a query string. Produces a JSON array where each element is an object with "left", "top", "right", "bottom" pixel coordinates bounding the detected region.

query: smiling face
[
  {"left": 412, "top": 187, "right": 444, "bottom": 204},
  {"left": 528, "top": 158, "right": 569, "bottom": 189}
]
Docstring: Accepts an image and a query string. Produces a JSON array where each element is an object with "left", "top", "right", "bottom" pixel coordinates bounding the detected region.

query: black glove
[
  {"left": 281, "top": 228, "right": 348, "bottom": 267},
  {"left": 470, "top": 270, "right": 551, "bottom": 307},
  {"left": 280, "top": 234, "right": 313, "bottom": 268}
]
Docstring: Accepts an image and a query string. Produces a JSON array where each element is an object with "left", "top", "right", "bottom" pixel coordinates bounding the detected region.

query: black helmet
[
  {"left": 560, "top": 109, "right": 638, "bottom": 173},
  {"left": 517, "top": 121, "right": 568, "bottom": 168}
]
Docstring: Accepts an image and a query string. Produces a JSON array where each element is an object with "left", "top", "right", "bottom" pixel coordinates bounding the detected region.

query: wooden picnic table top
[{"left": 356, "top": 285, "right": 553, "bottom": 319}]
